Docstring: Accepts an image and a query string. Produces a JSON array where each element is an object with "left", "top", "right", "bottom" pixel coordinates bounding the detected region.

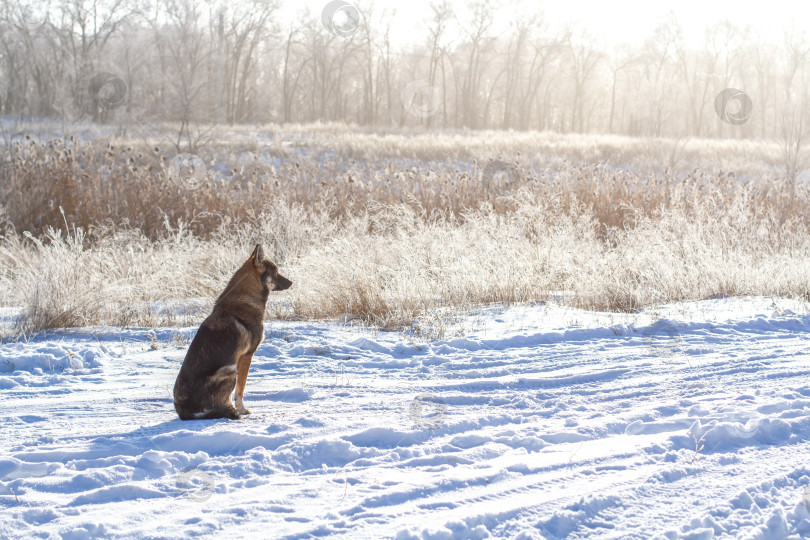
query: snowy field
[{"left": 2, "top": 297, "right": 810, "bottom": 539}]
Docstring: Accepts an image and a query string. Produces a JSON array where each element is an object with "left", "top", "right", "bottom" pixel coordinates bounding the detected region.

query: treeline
[{"left": 2, "top": 0, "right": 810, "bottom": 139}]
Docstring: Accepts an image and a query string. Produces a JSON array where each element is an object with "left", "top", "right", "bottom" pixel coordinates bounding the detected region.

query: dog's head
[{"left": 250, "top": 244, "right": 292, "bottom": 292}]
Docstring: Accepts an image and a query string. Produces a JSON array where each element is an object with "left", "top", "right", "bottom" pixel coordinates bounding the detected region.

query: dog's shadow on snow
[
  {"left": 82, "top": 383, "right": 307, "bottom": 457},
  {"left": 86, "top": 414, "right": 241, "bottom": 457}
]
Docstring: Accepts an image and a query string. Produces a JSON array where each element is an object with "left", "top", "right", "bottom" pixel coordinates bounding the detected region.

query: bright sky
[
  {"left": 285, "top": 0, "right": 803, "bottom": 49},
  {"left": 534, "top": 0, "right": 792, "bottom": 47}
]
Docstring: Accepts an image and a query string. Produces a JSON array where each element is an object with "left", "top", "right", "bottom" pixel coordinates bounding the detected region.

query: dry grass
[{"left": 1, "top": 124, "right": 809, "bottom": 336}]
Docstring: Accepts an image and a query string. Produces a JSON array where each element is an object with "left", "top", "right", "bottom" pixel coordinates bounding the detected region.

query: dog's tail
[
  {"left": 176, "top": 404, "right": 241, "bottom": 421},
  {"left": 195, "top": 404, "right": 241, "bottom": 420}
]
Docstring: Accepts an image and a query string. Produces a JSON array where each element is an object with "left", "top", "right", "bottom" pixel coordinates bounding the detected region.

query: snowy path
[{"left": 2, "top": 298, "right": 810, "bottom": 539}]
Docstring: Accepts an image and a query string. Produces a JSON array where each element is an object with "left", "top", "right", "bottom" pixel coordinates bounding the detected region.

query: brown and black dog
[{"left": 173, "top": 244, "right": 292, "bottom": 420}]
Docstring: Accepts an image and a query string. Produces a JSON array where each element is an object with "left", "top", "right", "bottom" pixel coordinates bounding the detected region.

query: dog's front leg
[{"left": 234, "top": 353, "right": 254, "bottom": 415}]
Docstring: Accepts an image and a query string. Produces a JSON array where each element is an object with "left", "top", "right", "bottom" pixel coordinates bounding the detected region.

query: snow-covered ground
[{"left": 2, "top": 297, "right": 810, "bottom": 539}]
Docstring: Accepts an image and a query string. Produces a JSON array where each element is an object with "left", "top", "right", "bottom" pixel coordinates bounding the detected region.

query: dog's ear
[{"left": 251, "top": 244, "right": 265, "bottom": 267}]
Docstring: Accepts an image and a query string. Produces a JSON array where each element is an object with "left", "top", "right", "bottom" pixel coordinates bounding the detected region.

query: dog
[{"left": 173, "top": 244, "right": 292, "bottom": 420}]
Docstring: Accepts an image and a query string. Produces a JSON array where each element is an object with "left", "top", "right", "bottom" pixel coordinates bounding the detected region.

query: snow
[{"left": 2, "top": 296, "right": 810, "bottom": 538}]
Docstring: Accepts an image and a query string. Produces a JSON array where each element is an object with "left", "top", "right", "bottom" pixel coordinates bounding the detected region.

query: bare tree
[
  {"left": 500, "top": 9, "right": 538, "bottom": 129},
  {"left": 607, "top": 45, "right": 636, "bottom": 133},
  {"left": 218, "top": 0, "right": 278, "bottom": 124},
  {"left": 779, "top": 32, "right": 810, "bottom": 191},
  {"left": 457, "top": 0, "right": 495, "bottom": 128},
  {"left": 638, "top": 17, "right": 681, "bottom": 136},
  {"left": 148, "top": 0, "right": 215, "bottom": 152},
  {"left": 567, "top": 31, "right": 602, "bottom": 133},
  {"left": 424, "top": 0, "right": 452, "bottom": 128}
]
